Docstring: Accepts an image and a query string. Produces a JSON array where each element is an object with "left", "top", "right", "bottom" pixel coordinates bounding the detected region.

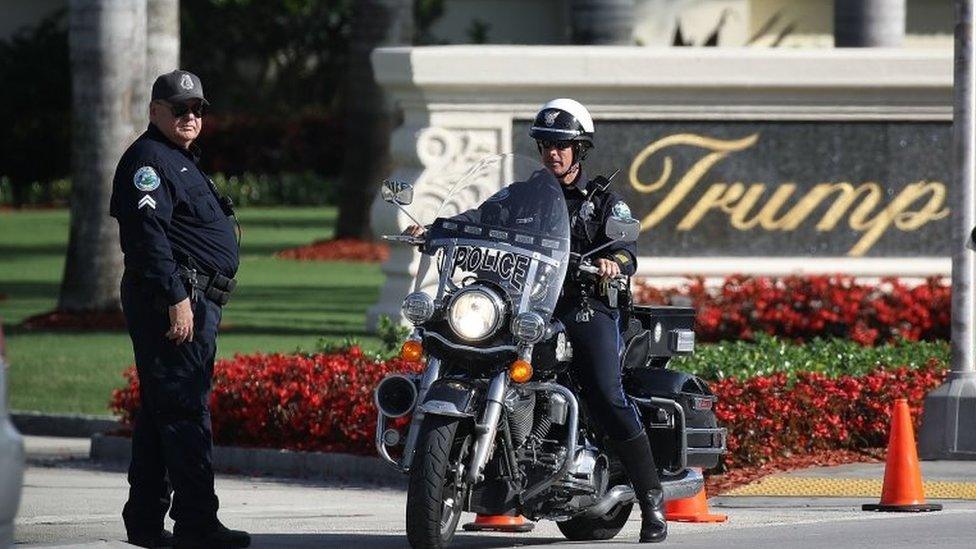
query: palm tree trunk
[
  {"left": 834, "top": 0, "right": 905, "bottom": 47},
  {"left": 334, "top": 0, "right": 413, "bottom": 240},
  {"left": 59, "top": 0, "right": 147, "bottom": 312},
  {"left": 570, "top": 0, "right": 636, "bottom": 45},
  {"left": 147, "top": 0, "right": 179, "bottom": 78}
]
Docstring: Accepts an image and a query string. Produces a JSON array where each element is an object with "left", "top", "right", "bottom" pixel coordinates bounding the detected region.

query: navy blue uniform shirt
[
  {"left": 110, "top": 124, "right": 239, "bottom": 305},
  {"left": 562, "top": 169, "right": 637, "bottom": 276}
]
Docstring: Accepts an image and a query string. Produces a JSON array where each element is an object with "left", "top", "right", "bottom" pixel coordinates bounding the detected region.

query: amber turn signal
[
  {"left": 509, "top": 359, "right": 533, "bottom": 383},
  {"left": 400, "top": 339, "right": 423, "bottom": 361}
]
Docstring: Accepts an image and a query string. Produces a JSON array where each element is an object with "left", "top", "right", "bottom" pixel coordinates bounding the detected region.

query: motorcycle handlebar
[
  {"left": 382, "top": 234, "right": 425, "bottom": 246},
  {"left": 578, "top": 263, "right": 628, "bottom": 282}
]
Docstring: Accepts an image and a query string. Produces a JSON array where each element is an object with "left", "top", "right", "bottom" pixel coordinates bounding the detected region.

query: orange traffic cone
[
  {"left": 863, "top": 398, "right": 942, "bottom": 512},
  {"left": 462, "top": 512, "right": 535, "bottom": 532},
  {"left": 665, "top": 469, "right": 727, "bottom": 523}
]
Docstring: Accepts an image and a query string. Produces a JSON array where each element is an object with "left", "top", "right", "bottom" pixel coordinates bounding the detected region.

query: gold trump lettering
[{"left": 628, "top": 133, "right": 949, "bottom": 257}]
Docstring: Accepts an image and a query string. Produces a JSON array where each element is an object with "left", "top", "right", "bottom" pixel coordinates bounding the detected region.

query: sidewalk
[
  {"left": 24, "top": 436, "right": 90, "bottom": 462},
  {"left": 723, "top": 461, "right": 976, "bottom": 499},
  {"left": 23, "top": 435, "right": 976, "bottom": 500}
]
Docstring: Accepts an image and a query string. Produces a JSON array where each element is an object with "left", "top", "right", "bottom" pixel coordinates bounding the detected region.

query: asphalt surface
[{"left": 14, "top": 437, "right": 976, "bottom": 548}]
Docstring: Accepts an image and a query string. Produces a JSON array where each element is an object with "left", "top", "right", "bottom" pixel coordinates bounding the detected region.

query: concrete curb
[
  {"left": 12, "top": 411, "right": 120, "bottom": 438},
  {"left": 91, "top": 434, "right": 406, "bottom": 487}
]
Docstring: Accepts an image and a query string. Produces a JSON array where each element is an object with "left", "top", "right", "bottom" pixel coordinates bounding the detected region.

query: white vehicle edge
[{"left": 0, "top": 321, "right": 25, "bottom": 547}]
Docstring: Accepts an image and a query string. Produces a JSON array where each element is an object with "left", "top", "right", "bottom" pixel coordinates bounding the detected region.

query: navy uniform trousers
[
  {"left": 556, "top": 301, "right": 644, "bottom": 442},
  {"left": 120, "top": 276, "right": 221, "bottom": 534}
]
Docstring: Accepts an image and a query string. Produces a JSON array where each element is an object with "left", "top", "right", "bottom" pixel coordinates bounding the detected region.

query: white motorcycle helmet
[{"left": 529, "top": 98, "right": 595, "bottom": 164}]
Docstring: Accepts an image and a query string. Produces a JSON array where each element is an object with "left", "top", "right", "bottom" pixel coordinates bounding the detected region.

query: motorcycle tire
[
  {"left": 406, "top": 415, "right": 470, "bottom": 549},
  {"left": 556, "top": 502, "right": 633, "bottom": 541}
]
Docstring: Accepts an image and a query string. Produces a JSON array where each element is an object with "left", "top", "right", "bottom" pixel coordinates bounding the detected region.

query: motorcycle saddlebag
[
  {"left": 621, "top": 306, "right": 696, "bottom": 369},
  {"left": 624, "top": 368, "right": 725, "bottom": 471}
]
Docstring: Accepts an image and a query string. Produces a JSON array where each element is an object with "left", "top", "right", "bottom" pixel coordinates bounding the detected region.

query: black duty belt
[
  {"left": 563, "top": 275, "right": 630, "bottom": 309},
  {"left": 177, "top": 266, "right": 237, "bottom": 306}
]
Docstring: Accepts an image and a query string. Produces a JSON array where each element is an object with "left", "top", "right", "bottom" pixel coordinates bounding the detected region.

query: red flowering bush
[
  {"left": 110, "top": 346, "right": 948, "bottom": 468},
  {"left": 110, "top": 346, "right": 422, "bottom": 454},
  {"left": 275, "top": 238, "right": 389, "bottom": 262},
  {"left": 713, "top": 358, "right": 947, "bottom": 469},
  {"left": 20, "top": 309, "right": 127, "bottom": 330},
  {"left": 633, "top": 275, "right": 950, "bottom": 346}
]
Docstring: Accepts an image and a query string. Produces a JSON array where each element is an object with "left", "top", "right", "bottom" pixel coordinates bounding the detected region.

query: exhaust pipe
[
  {"left": 580, "top": 485, "right": 635, "bottom": 518},
  {"left": 374, "top": 374, "right": 419, "bottom": 418},
  {"left": 579, "top": 469, "right": 705, "bottom": 519}
]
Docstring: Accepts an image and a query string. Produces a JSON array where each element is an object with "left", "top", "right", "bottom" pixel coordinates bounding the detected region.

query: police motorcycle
[{"left": 373, "top": 154, "right": 726, "bottom": 548}]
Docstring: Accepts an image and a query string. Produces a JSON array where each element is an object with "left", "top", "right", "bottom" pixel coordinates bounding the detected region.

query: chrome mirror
[{"left": 381, "top": 180, "right": 414, "bottom": 206}]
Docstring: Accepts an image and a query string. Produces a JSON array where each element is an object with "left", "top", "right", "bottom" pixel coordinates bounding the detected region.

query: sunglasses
[
  {"left": 163, "top": 101, "right": 206, "bottom": 118},
  {"left": 538, "top": 140, "right": 573, "bottom": 150}
]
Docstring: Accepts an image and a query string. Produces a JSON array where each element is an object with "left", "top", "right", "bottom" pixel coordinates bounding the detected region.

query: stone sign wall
[
  {"left": 366, "top": 46, "right": 952, "bottom": 327},
  {"left": 513, "top": 121, "right": 953, "bottom": 258}
]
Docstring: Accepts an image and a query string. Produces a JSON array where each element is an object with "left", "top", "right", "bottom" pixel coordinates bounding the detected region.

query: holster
[{"left": 177, "top": 265, "right": 237, "bottom": 306}]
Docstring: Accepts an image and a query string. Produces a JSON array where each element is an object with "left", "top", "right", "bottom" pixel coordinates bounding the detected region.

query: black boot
[
  {"left": 173, "top": 520, "right": 250, "bottom": 548},
  {"left": 612, "top": 430, "right": 667, "bottom": 543}
]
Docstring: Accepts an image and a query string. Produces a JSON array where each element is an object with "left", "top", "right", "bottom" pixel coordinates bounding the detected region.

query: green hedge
[
  {"left": 0, "top": 177, "right": 70, "bottom": 207},
  {"left": 670, "top": 334, "right": 950, "bottom": 382},
  {"left": 0, "top": 172, "right": 336, "bottom": 208},
  {"left": 210, "top": 172, "right": 336, "bottom": 207}
]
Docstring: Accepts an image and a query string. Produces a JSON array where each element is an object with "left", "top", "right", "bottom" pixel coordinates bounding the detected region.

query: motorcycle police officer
[
  {"left": 109, "top": 70, "right": 249, "bottom": 548},
  {"left": 529, "top": 98, "right": 667, "bottom": 544},
  {"left": 406, "top": 99, "right": 667, "bottom": 543}
]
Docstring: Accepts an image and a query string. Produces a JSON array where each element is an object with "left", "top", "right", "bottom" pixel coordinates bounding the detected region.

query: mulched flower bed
[
  {"left": 275, "top": 238, "right": 389, "bottom": 262},
  {"left": 20, "top": 309, "right": 127, "bottom": 330}
]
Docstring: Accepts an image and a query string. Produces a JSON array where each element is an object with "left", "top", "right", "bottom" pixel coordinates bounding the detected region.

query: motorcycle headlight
[
  {"left": 402, "top": 292, "right": 435, "bottom": 324},
  {"left": 447, "top": 287, "right": 504, "bottom": 341},
  {"left": 511, "top": 312, "right": 546, "bottom": 344}
]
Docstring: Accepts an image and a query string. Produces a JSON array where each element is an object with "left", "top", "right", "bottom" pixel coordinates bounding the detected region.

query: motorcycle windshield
[{"left": 414, "top": 154, "right": 570, "bottom": 318}]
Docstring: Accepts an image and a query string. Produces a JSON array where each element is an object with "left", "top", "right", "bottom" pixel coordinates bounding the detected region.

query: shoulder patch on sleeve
[
  {"left": 611, "top": 200, "right": 632, "bottom": 220},
  {"left": 133, "top": 166, "right": 161, "bottom": 192}
]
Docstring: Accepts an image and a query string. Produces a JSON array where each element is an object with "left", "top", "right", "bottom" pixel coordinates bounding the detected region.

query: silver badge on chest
[{"left": 577, "top": 200, "right": 595, "bottom": 223}]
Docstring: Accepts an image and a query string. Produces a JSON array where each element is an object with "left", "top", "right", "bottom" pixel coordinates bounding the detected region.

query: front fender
[{"left": 418, "top": 379, "right": 482, "bottom": 418}]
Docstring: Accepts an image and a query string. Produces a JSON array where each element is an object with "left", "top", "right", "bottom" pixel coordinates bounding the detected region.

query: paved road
[{"left": 16, "top": 460, "right": 976, "bottom": 548}]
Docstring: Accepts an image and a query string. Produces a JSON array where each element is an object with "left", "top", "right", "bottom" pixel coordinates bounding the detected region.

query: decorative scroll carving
[
  {"left": 367, "top": 125, "right": 503, "bottom": 329},
  {"left": 411, "top": 127, "right": 502, "bottom": 222}
]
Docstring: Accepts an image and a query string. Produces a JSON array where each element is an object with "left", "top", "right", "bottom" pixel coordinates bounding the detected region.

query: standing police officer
[
  {"left": 110, "top": 70, "right": 248, "bottom": 548},
  {"left": 531, "top": 98, "right": 667, "bottom": 544}
]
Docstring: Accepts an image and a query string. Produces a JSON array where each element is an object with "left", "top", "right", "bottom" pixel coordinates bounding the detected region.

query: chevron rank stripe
[{"left": 138, "top": 195, "right": 157, "bottom": 210}]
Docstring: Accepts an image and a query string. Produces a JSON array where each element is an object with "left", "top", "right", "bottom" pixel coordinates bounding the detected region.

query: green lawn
[{"left": 0, "top": 207, "right": 384, "bottom": 414}]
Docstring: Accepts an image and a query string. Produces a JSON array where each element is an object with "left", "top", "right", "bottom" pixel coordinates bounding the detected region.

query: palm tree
[
  {"left": 334, "top": 0, "right": 413, "bottom": 239},
  {"left": 59, "top": 0, "right": 147, "bottom": 313},
  {"left": 147, "top": 0, "right": 179, "bottom": 78},
  {"left": 834, "top": 0, "right": 905, "bottom": 47}
]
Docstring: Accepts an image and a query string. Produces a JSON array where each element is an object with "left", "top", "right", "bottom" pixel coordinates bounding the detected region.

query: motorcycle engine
[
  {"left": 506, "top": 391, "right": 611, "bottom": 518},
  {"left": 557, "top": 443, "right": 609, "bottom": 500}
]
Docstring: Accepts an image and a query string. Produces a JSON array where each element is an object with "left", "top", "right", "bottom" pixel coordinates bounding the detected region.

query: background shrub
[
  {"left": 112, "top": 348, "right": 423, "bottom": 454},
  {"left": 714, "top": 360, "right": 946, "bottom": 468},
  {"left": 633, "top": 275, "right": 950, "bottom": 346},
  {"left": 672, "top": 333, "right": 949, "bottom": 381}
]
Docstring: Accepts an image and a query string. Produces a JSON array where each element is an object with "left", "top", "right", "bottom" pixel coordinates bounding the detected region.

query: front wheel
[
  {"left": 405, "top": 415, "right": 471, "bottom": 549},
  {"left": 556, "top": 502, "right": 633, "bottom": 541}
]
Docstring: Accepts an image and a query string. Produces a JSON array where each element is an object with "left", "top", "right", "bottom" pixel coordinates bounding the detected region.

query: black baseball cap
[{"left": 151, "top": 70, "right": 210, "bottom": 106}]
